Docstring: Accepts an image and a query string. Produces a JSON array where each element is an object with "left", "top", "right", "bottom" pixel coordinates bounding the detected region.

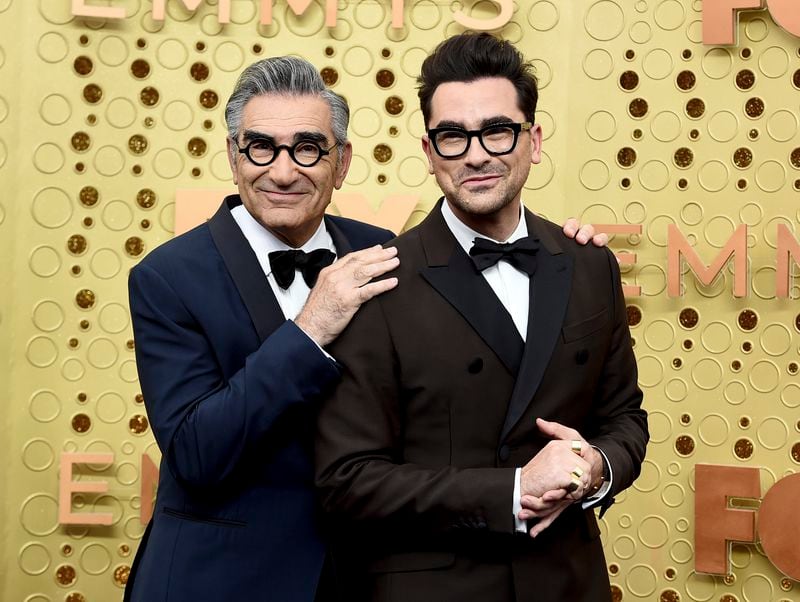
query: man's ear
[
  {"left": 333, "top": 141, "right": 353, "bottom": 189},
  {"left": 226, "top": 138, "right": 239, "bottom": 185},
  {"left": 421, "top": 136, "right": 434, "bottom": 174},
  {"left": 529, "top": 123, "right": 542, "bottom": 166}
]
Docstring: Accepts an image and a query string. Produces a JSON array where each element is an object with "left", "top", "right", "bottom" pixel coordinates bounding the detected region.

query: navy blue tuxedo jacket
[{"left": 124, "top": 195, "right": 393, "bottom": 602}]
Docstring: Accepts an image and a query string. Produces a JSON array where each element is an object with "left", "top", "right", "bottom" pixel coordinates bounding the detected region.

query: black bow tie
[
  {"left": 268, "top": 248, "right": 336, "bottom": 289},
  {"left": 469, "top": 236, "right": 540, "bottom": 275}
]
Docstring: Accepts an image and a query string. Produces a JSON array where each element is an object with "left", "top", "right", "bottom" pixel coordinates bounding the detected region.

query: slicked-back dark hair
[{"left": 417, "top": 32, "right": 538, "bottom": 128}]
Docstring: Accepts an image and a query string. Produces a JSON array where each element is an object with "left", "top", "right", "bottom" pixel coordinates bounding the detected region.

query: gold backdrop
[{"left": 1, "top": 1, "right": 799, "bottom": 601}]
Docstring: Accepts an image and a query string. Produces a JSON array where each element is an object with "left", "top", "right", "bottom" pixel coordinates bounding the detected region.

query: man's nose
[
  {"left": 463, "top": 137, "right": 491, "bottom": 167},
  {"left": 268, "top": 148, "right": 299, "bottom": 185}
]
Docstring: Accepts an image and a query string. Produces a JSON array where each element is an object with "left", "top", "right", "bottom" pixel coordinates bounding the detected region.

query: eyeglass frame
[
  {"left": 235, "top": 137, "right": 337, "bottom": 168},
  {"left": 426, "top": 121, "right": 533, "bottom": 159}
]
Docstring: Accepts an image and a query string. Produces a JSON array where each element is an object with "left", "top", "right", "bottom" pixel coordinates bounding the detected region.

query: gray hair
[{"left": 225, "top": 56, "right": 349, "bottom": 158}]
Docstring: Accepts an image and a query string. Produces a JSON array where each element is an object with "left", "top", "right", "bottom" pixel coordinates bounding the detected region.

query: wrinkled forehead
[{"left": 240, "top": 93, "right": 334, "bottom": 140}]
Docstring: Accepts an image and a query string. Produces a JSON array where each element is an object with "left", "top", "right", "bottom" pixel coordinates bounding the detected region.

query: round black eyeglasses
[
  {"left": 427, "top": 122, "right": 532, "bottom": 159},
  {"left": 237, "top": 138, "right": 336, "bottom": 168}
]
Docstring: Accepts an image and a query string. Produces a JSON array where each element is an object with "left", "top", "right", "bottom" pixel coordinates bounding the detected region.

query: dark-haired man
[
  {"left": 316, "top": 33, "right": 648, "bottom": 602},
  {"left": 125, "top": 53, "right": 603, "bottom": 602}
]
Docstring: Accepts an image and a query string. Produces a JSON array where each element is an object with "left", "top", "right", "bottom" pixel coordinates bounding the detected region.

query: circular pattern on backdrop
[
  {"left": 650, "top": 111, "right": 681, "bottom": 142},
  {"left": 643, "top": 49, "right": 673, "bottom": 80},
  {"left": 701, "top": 48, "right": 732, "bottom": 79},
  {"left": 665, "top": 378, "right": 688, "bottom": 402},
  {"left": 654, "top": 0, "right": 685, "bottom": 30},
  {"left": 637, "top": 355, "right": 664, "bottom": 388},
  {"left": 98, "top": 35, "right": 129, "bottom": 67},
  {"left": 410, "top": 0, "right": 441, "bottom": 30},
  {"left": 626, "top": 564, "right": 657, "bottom": 597},
  {"left": 698, "top": 413, "right": 730, "bottom": 446},
  {"left": 585, "top": 1, "right": 624, "bottom": 41},
  {"left": 156, "top": 39, "right": 188, "bottom": 70},
  {"left": 90, "top": 249, "right": 122, "bottom": 280},
  {"left": 98, "top": 303, "right": 130, "bottom": 334},
  {"left": 766, "top": 109, "right": 797, "bottom": 142},
  {"left": 528, "top": 1, "right": 559, "bottom": 31},
  {"left": 28, "top": 246, "right": 61, "bottom": 278},
  {"left": 698, "top": 160, "right": 729, "bottom": 192},
  {"left": 101, "top": 200, "right": 134, "bottom": 231},
  {"left": 351, "top": 107, "right": 381, "bottom": 138},
  {"left": 214, "top": 41, "right": 244, "bottom": 72},
  {"left": 749, "top": 360, "right": 779, "bottom": 393},
  {"left": 579, "top": 160, "right": 610, "bottom": 190},
  {"left": 22, "top": 438, "right": 56, "bottom": 472},
  {"left": 638, "top": 515, "right": 670, "bottom": 548},
  {"left": 94, "top": 146, "right": 125, "bottom": 177},
  {"left": 38, "top": 0, "right": 75, "bottom": 24},
  {"left": 153, "top": 148, "right": 185, "bottom": 178},
  {"left": 37, "top": 32, "right": 69, "bottom": 63},
  {"left": 40, "top": 94, "right": 71, "bottom": 125},
  {"left": 29, "top": 389, "right": 61, "bottom": 423},
  {"left": 638, "top": 160, "right": 671, "bottom": 191},
  {"left": 20, "top": 493, "right": 59, "bottom": 536},
  {"left": 644, "top": 320, "right": 674, "bottom": 352},
  {"left": 163, "top": 100, "right": 193, "bottom": 131},
  {"left": 398, "top": 157, "right": 428, "bottom": 187},
  {"left": 87, "top": 338, "right": 119, "bottom": 369},
  {"left": 106, "top": 98, "right": 137, "bottom": 129},
  {"left": 80, "top": 542, "right": 112, "bottom": 575},
  {"left": 692, "top": 358, "right": 723, "bottom": 390},
  {"left": 119, "top": 359, "right": 140, "bottom": 383},
  {"left": 583, "top": 49, "right": 614, "bottom": 80},
  {"left": 755, "top": 160, "right": 785, "bottom": 192},
  {"left": 758, "top": 46, "right": 789, "bottom": 78},
  {"left": 354, "top": 1, "right": 384, "bottom": 29},
  {"left": 629, "top": 20, "right": 652, "bottom": 44},
  {"left": 33, "top": 142, "right": 64, "bottom": 174},
  {"left": 19, "top": 542, "right": 51, "bottom": 576},
  {"left": 707, "top": 110, "right": 738, "bottom": 142}
]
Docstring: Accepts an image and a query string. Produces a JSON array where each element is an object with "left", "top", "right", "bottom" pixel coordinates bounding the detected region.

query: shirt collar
[
  {"left": 230, "top": 205, "right": 335, "bottom": 276},
  {"left": 440, "top": 200, "right": 528, "bottom": 256}
]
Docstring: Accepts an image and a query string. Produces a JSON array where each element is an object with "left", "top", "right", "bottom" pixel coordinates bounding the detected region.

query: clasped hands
[{"left": 518, "top": 418, "right": 604, "bottom": 538}]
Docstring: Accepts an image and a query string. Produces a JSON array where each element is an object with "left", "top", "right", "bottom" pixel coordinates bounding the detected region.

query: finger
[
  {"left": 575, "top": 223, "right": 595, "bottom": 245},
  {"left": 592, "top": 232, "right": 609, "bottom": 248},
  {"left": 351, "top": 257, "right": 400, "bottom": 283},
  {"left": 536, "top": 417, "right": 581, "bottom": 442},
  {"left": 529, "top": 506, "right": 565, "bottom": 538},
  {"left": 562, "top": 218, "right": 579, "bottom": 237},
  {"left": 519, "top": 495, "right": 559, "bottom": 511},
  {"left": 339, "top": 245, "right": 398, "bottom": 267},
  {"left": 540, "top": 488, "right": 569, "bottom": 502},
  {"left": 356, "top": 278, "right": 398, "bottom": 303}
]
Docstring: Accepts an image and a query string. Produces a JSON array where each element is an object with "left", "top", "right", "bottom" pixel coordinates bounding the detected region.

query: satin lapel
[
  {"left": 324, "top": 215, "right": 354, "bottom": 257},
  {"left": 207, "top": 195, "right": 285, "bottom": 343},
  {"left": 419, "top": 205, "right": 524, "bottom": 376},
  {"left": 500, "top": 213, "right": 574, "bottom": 441}
]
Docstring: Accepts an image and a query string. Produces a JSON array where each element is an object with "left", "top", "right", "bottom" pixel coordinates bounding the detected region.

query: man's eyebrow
[
  {"left": 241, "top": 130, "right": 275, "bottom": 144},
  {"left": 293, "top": 131, "right": 329, "bottom": 145},
  {"left": 431, "top": 116, "right": 517, "bottom": 130}
]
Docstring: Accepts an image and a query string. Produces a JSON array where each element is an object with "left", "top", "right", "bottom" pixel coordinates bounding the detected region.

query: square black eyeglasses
[{"left": 427, "top": 121, "right": 533, "bottom": 159}]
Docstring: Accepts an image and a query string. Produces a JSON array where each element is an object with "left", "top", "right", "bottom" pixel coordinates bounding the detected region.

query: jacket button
[
  {"left": 467, "top": 357, "right": 483, "bottom": 374},
  {"left": 498, "top": 445, "right": 510, "bottom": 462},
  {"left": 575, "top": 349, "right": 589, "bottom": 365}
]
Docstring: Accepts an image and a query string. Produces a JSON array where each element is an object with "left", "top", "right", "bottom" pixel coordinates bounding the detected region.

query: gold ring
[
  {"left": 571, "top": 440, "right": 582, "bottom": 455},
  {"left": 566, "top": 475, "right": 581, "bottom": 493},
  {"left": 571, "top": 467, "right": 584, "bottom": 479}
]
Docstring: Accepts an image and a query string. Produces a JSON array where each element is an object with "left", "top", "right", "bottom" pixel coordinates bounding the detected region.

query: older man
[
  {"left": 316, "top": 34, "right": 648, "bottom": 602},
  {"left": 125, "top": 55, "right": 604, "bottom": 602}
]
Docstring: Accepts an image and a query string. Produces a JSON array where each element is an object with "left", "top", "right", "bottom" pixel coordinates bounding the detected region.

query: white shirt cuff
[
  {"left": 513, "top": 467, "right": 526, "bottom": 532},
  {"left": 581, "top": 446, "right": 614, "bottom": 509}
]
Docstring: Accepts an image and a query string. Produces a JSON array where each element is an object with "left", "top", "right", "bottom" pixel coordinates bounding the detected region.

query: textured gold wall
[{"left": 1, "top": 1, "right": 799, "bottom": 601}]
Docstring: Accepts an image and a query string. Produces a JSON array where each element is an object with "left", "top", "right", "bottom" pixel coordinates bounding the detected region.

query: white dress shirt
[
  {"left": 440, "top": 201, "right": 612, "bottom": 532},
  {"left": 231, "top": 204, "right": 336, "bottom": 346}
]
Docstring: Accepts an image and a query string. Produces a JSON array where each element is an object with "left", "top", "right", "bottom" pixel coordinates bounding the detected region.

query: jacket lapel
[
  {"left": 500, "top": 211, "right": 574, "bottom": 441},
  {"left": 324, "top": 215, "right": 354, "bottom": 257},
  {"left": 419, "top": 204, "right": 524, "bottom": 376},
  {"left": 207, "top": 195, "right": 285, "bottom": 343}
]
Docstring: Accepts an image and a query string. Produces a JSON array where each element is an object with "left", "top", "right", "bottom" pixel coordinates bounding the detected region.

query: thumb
[{"left": 536, "top": 417, "right": 579, "bottom": 441}]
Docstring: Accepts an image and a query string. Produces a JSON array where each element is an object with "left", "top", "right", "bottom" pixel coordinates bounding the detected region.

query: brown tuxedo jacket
[{"left": 315, "top": 203, "right": 648, "bottom": 602}]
